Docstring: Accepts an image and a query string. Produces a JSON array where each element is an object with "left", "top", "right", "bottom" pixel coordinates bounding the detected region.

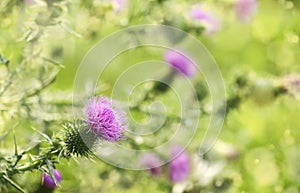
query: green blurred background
[{"left": 1, "top": 0, "right": 300, "bottom": 192}]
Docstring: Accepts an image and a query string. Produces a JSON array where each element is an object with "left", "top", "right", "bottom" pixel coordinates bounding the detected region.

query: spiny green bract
[{"left": 63, "top": 121, "right": 96, "bottom": 158}]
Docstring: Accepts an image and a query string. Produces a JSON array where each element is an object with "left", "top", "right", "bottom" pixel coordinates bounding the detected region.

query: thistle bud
[
  {"left": 42, "top": 169, "right": 62, "bottom": 189},
  {"left": 63, "top": 121, "right": 95, "bottom": 157}
]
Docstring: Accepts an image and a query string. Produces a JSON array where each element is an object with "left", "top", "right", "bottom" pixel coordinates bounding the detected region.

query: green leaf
[
  {"left": 59, "top": 23, "right": 82, "bottom": 38},
  {"left": 57, "top": 149, "right": 64, "bottom": 161},
  {"left": 46, "top": 160, "right": 58, "bottom": 187},
  {"left": 32, "top": 127, "right": 52, "bottom": 145},
  {"left": 0, "top": 129, "right": 12, "bottom": 143},
  {"left": 0, "top": 124, "right": 18, "bottom": 143},
  {"left": 21, "top": 141, "right": 39, "bottom": 153},
  {"left": 2, "top": 175, "right": 27, "bottom": 193},
  {"left": 42, "top": 57, "right": 65, "bottom": 68},
  {"left": 13, "top": 133, "right": 18, "bottom": 156}
]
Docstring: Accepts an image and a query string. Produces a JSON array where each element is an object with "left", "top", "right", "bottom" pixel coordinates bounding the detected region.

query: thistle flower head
[
  {"left": 169, "top": 146, "right": 190, "bottom": 183},
  {"left": 190, "top": 5, "right": 221, "bottom": 34},
  {"left": 84, "top": 96, "right": 127, "bottom": 141},
  {"left": 236, "top": 0, "right": 257, "bottom": 23},
  {"left": 42, "top": 169, "right": 62, "bottom": 189},
  {"left": 164, "top": 49, "right": 197, "bottom": 77},
  {"left": 140, "top": 153, "right": 162, "bottom": 176}
]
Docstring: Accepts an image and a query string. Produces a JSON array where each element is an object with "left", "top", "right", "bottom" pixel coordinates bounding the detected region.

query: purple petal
[
  {"left": 42, "top": 169, "right": 62, "bottom": 189},
  {"left": 84, "top": 96, "right": 127, "bottom": 141}
]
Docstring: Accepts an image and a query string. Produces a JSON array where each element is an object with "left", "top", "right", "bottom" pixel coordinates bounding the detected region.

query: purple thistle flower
[
  {"left": 84, "top": 96, "right": 127, "bottom": 141},
  {"left": 164, "top": 49, "right": 197, "bottom": 77},
  {"left": 42, "top": 169, "right": 62, "bottom": 189},
  {"left": 236, "top": 0, "right": 257, "bottom": 23},
  {"left": 190, "top": 5, "right": 221, "bottom": 34},
  {"left": 169, "top": 146, "right": 190, "bottom": 183},
  {"left": 140, "top": 153, "right": 162, "bottom": 176}
]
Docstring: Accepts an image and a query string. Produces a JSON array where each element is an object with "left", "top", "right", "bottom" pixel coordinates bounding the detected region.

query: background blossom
[
  {"left": 236, "top": 0, "right": 257, "bottom": 23},
  {"left": 140, "top": 153, "right": 163, "bottom": 176},
  {"left": 191, "top": 5, "right": 221, "bottom": 34},
  {"left": 164, "top": 49, "right": 197, "bottom": 77},
  {"left": 169, "top": 146, "right": 190, "bottom": 183}
]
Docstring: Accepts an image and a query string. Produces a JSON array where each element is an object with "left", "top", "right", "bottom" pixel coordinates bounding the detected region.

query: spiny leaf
[
  {"left": 0, "top": 124, "right": 18, "bottom": 143},
  {"left": 13, "top": 133, "right": 18, "bottom": 156},
  {"left": 0, "top": 129, "right": 12, "bottom": 143},
  {"left": 21, "top": 141, "right": 39, "bottom": 153},
  {"left": 2, "top": 175, "right": 27, "bottom": 193},
  {"left": 42, "top": 56, "right": 65, "bottom": 68},
  {"left": 32, "top": 127, "right": 52, "bottom": 145},
  {"left": 46, "top": 160, "right": 59, "bottom": 187},
  {"left": 59, "top": 23, "right": 82, "bottom": 38},
  {"left": 57, "top": 149, "right": 64, "bottom": 161}
]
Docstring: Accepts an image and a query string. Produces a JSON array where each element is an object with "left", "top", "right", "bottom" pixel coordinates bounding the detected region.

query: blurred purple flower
[
  {"left": 236, "top": 0, "right": 257, "bottom": 23},
  {"left": 112, "top": 0, "right": 127, "bottom": 12},
  {"left": 24, "top": 0, "right": 34, "bottom": 4},
  {"left": 140, "top": 153, "right": 162, "bottom": 176},
  {"left": 169, "top": 146, "right": 190, "bottom": 183},
  {"left": 84, "top": 96, "right": 127, "bottom": 141},
  {"left": 42, "top": 169, "right": 62, "bottom": 189},
  {"left": 164, "top": 49, "right": 197, "bottom": 77},
  {"left": 191, "top": 5, "right": 221, "bottom": 34}
]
